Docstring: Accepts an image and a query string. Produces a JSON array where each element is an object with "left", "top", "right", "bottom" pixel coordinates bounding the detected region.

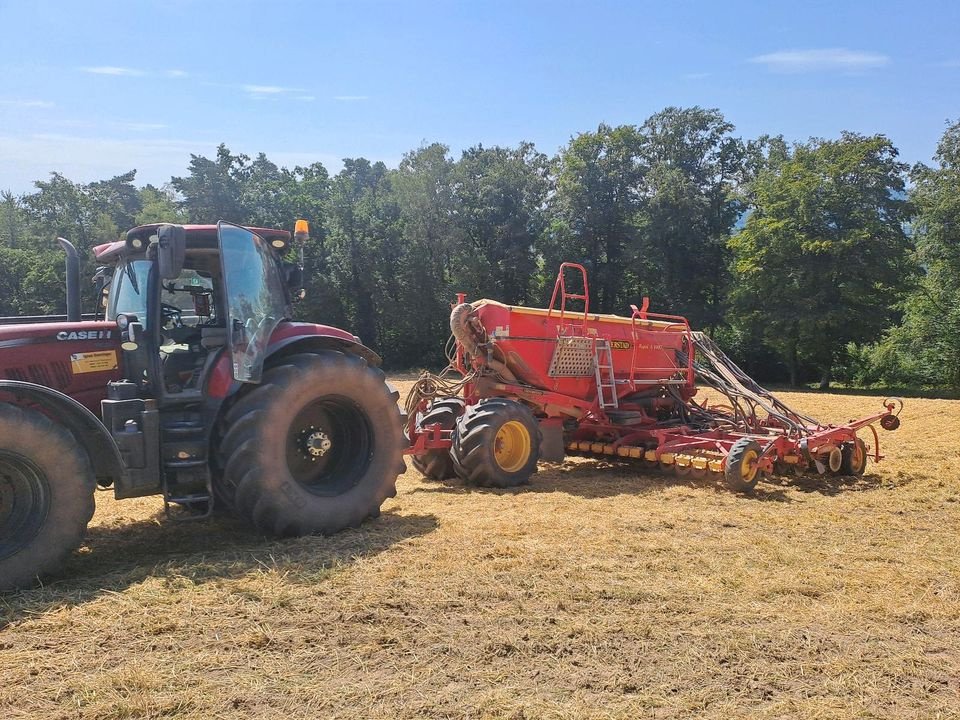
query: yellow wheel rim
[
  {"left": 494, "top": 420, "right": 531, "bottom": 473},
  {"left": 740, "top": 449, "right": 759, "bottom": 482},
  {"left": 852, "top": 441, "right": 864, "bottom": 468}
]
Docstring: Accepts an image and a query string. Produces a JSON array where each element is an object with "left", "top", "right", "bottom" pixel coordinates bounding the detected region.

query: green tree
[
  {"left": 545, "top": 124, "right": 645, "bottom": 312},
  {"left": 729, "top": 132, "right": 914, "bottom": 387},
  {"left": 136, "top": 184, "right": 186, "bottom": 224},
  {"left": 878, "top": 120, "right": 960, "bottom": 387},
  {"left": 638, "top": 107, "right": 747, "bottom": 330},
  {"left": 390, "top": 143, "right": 459, "bottom": 365},
  {"left": 0, "top": 190, "right": 24, "bottom": 248},
  {"left": 22, "top": 171, "right": 138, "bottom": 250},
  {"left": 325, "top": 158, "right": 400, "bottom": 351},
  {"left": 451, "top": 142, "right": 550, "bottom": 304},
  {"left": 20, "top": 170, "right": 140, "bottom": 312},
  {"left": 171, "top": 144, "right": 246, "bottom": 222}
]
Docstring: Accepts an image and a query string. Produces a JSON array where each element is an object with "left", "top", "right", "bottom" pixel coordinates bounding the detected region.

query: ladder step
[
  {"left": 165, "top": 458, "right": 207, "bottom": 469},
  {"left": 166, "top": 493, "right": 210, "bottom": 504}
]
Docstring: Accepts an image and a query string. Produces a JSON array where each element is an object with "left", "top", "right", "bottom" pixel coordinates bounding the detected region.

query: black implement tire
[
  {"left": 409, "top": 397, "right": 464, "bottom": 480},
  {"left": 840, "top": 437, "right": 868, "bottom": 476},
  {"left": 0, "top": 404, "right": 95, "bottom": 592},
  {"left": 724, "top": 438, "right": 763, "bottom": 493},
  {"left": 218, "top": 351, "right": 405, "bottom": 536},
  {"left": 451, "top": 398, "right": 541, "bottom": 488}
]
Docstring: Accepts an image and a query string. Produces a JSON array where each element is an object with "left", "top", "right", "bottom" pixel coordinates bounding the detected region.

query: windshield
[
  {"left": 218, "top": 222, "right": 289, "bottom": 383},
  {"left": 108, "top": 259, "right": 151, "bottom": 323}
]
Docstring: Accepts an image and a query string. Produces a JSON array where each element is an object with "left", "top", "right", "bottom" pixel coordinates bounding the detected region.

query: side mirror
[
  {"left": 92, "top": 266, "right": 112, "bottom": 309},
  {"left": 157, "top": 224, "right": 185, "bottom": 280}
]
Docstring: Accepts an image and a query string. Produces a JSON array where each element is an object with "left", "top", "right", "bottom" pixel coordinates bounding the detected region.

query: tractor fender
[
  {"left": 205, "top": 323, "right": 382, "bottom": 400},
  {"left": 265, "top": 326, "right": 382, "bottom": 367},
  {"left": 0, "top": 380, "right": 124, "bottom": 487}
]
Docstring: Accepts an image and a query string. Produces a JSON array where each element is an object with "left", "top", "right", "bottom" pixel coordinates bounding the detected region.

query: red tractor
[
  {"left": 406, "top": 263, "right": 903, "bottom": 491},
  {"left": 0, "top": 221, "right": 405, "bottom": 592}
]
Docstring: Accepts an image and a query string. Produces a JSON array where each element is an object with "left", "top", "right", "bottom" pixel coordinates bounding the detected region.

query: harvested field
[{"left": 1, "top": 382, "right": 959, "bottom": 719}]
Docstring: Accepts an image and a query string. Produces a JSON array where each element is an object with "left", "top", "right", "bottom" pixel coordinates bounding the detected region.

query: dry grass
[{"left": 2, "top": 383, "right": 959, "bottom": 719}]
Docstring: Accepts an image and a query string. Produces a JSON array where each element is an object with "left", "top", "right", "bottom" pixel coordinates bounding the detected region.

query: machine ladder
[{"left": 593, "top": 338, "right": 619, "bottom": 409}]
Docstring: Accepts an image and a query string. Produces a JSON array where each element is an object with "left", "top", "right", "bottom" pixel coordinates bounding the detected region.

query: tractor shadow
[
  {"left": 413, "top": 457, "right": 886, "bottom": 503},
  {"left": 0, "top": 507, "right": 438, "bottom": 629}
]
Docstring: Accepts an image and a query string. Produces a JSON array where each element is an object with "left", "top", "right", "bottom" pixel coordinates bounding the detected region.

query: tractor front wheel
[
  {"left": 0, "top": 404, "right": 95, "bottom": 592},
  {"left": 218, "top": 351, "right": 405, "bottom": 536},
  {"left": 724, "top": 438, "right": 764, "bottom": 493},
  {"left": 451, "top": 398, "right": 541, "bottom": 488},
  {"left": 410, "top": 397, "right": 464, "bottom": 480}
]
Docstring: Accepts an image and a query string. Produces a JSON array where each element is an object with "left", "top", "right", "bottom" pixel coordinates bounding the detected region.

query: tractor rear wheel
[
  {"left": 724, "top": 438, "right": 764, "bottom": 493},
  {"left": 840, "top": 437, "right": 868, "bottom": 476},
  {"left": 451, "top": 398, "right": 541, "bottom": 488},
  {"left": 0, "top": 404, "right": 95, "bottom": 592},
  {"left": 410, "top": 397, "right": 464, "bottom": 480},
  {"left": 218, "top": 351, "right": 405, "bottom": 536}
]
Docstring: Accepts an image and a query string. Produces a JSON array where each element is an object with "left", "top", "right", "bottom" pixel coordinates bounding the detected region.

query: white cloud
[
  {"left": 682, "top": 72, "right": 710, "bottom": 81},
  {"left": 333, "top": 95, "right": 369, "bottom": 101},
  {"left": 243, "top": 84, "right": 287, "bottom": 94},
  {"left": 81, "top": 66, "right": 145, "bottom": 77},
  {"left": 934, "top": 59, "right": 960, "bottom": 68},
  {"left": 749, "top": 48, "right": 889, "bottom": 73},
  {"left": 241, "top": 84, "right": 312, "bottom": 101},
  {"left": 242, "top": 84, "right": 306, "bottom": 95},
  {"left": 166, "top": 69, "right": 189, "bottom": 78},
  {"left": 113, "top": 122, "right": 168, "bottom": 131},
  {"left": 0, "top": 133, "right": 211, "bottom": 192},
  {"left": 0, "top": 99, "right": 54, "bottom": 108}
]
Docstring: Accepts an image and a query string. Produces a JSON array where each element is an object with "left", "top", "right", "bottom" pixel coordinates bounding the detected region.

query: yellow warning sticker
[{"left": 70, "top": 350, "right": 118, "bottom": 374}]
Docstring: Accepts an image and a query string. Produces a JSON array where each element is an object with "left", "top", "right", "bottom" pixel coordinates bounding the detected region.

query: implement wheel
[
  {"left": 409, "top": 397, "right": 464, "bottom": 480},
  {"left": 0, "top": 404, "right": 95, "bottom": 592},
  {"left": 840, "top": 437, "right": 868, "bottom": 477},
  {"left": 218, "top": 351, "right": 404, "bottom": 535},
  {"left": 724, "top": 438, "right": 764, "bottom": 493},
  {"left": 451, "top": 398, "right": 541, "bottom": 488}
]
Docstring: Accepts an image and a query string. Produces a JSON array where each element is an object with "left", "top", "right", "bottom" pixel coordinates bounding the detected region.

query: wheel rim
[
  {"left": 851, "top": 441, "right": 865, "bottom": 470},
  {"left": 286, "top": 396, "right": 373, "bottom": 496},
  {"left": 494, "top": 420, "right": 531, "bottom": 473},
  {"left": 739, "top": 449, "right": 759, "bottom": 483},
  {"left": 0, "top": 452, "right": 50, "bottom": 561}
]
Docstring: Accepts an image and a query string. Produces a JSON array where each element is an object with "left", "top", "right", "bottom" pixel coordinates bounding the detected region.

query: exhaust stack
[{"left": 57, "top": 237, "right": 81, "bottom": 322}]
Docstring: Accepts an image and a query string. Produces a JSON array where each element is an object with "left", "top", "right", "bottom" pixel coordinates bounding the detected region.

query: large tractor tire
[
  {"left": 218, "top": 351, "right": 405, "bottom": 536},
  {"left": 451, "top": 398, "right": 541, "bottom": 488},
  {"left": 409, "top": 397, "right": 464, "bottom": 480},
  {"left": 0, "top": 404, "right": 95, "bottom": 592},
  {"left": 723, "top": 438, "right": 764, "bottom": 493}
]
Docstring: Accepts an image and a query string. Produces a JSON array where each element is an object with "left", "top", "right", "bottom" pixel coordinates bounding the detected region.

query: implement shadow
[
  {"left": 413, "top": 456, "right": 884, "bottom": 503},
  {"left": 784, "top": 471, "right": 887, "bottom": 496},
  {"left": 411, "top": 457, "right": 738, "bottom": 500},
  {"left": 0, "top": 508, "right": 437, "bottom": 629}
]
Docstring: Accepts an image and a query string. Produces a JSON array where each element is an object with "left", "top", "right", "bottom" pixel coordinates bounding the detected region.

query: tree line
[{"left": 1, "top": 106, "right": 957, "bottom": 390}]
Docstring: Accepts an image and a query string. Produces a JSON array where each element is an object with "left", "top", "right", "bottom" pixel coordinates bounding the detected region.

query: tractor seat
[{"left": 200, "top": 326, "right": 228, "bottom": 349}]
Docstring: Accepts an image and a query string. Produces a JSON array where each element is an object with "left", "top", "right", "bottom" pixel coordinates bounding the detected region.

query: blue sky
[{"left": 0, "top": 0, "right": 957, "bottom": 192}]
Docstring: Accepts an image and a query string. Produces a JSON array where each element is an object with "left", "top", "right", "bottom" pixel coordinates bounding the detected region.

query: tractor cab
[
  {"left": 96, "top": 222, "right": 302, "bottom": 401},
  {"left": 89, "top": 221, "right": 307, "bottom": 510}
]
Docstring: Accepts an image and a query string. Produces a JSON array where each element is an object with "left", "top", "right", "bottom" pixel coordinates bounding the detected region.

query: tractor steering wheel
[{"left": 161, "top": 303, "right": 184, "bottom": 329}]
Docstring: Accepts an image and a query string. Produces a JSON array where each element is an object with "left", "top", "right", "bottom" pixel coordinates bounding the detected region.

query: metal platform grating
[{"left": 548, "top": 336, "right": 595, "bottom": 377}]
